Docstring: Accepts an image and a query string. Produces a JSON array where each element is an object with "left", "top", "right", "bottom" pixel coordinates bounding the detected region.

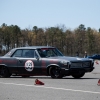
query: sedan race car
[{"left": 0, "top": 46, "right": 94, "bottom": 78}]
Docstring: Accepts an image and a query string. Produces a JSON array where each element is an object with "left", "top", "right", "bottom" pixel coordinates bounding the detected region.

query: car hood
[{"left": 48, "top": 56, "right": 91, "bottom": 62}]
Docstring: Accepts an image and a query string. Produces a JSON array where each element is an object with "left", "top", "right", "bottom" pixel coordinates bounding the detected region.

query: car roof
[{"left": 13, "top": 46, "right": 55, "bottom": 50}]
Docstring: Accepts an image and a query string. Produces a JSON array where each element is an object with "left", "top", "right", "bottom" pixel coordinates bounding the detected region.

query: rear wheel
[
  {"left": 0, "top": 66, "right": 11, "bottom": 78},
  {"left": 71, "top": 71, "right": 85, "bottom": 78},
  {"left": 49, "top": 67, "right": 63, "bottom": 79}
]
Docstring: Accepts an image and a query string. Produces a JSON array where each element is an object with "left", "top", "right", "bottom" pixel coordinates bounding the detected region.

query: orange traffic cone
[
  {"left": 95, "top": 60, "right": 99, "bottom": 65},
  {"left": 97, "top": 79, "right": 100, "bottom": 86},
  {"left": 34, "top": 79, "right": 44, "bottom": 85}
]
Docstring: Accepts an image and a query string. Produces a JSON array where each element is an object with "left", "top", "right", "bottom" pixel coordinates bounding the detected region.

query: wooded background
[{"left": 0, "top": 23, "right": 100, "bottom": 57}]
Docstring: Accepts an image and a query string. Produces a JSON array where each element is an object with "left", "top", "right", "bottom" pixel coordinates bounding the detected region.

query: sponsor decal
[{"left": 25, "top": 60, "right": 34, "bottom": 71}]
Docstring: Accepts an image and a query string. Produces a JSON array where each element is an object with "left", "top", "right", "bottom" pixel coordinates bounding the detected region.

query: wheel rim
[{"left": 51, "top": 67, "right": 60, "bottom": 78}]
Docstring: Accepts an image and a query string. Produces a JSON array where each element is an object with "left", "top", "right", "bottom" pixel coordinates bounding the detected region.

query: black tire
[
  {"left": 0, "top": 66, "right": 10, "bottom": 78},
  {"left": 71, "top": 71, "right": 85, "bottom": 79},
  {"left": 21, "top": 75, "right": 30, "bottom": 78},
  {"left": 49, "top": 67, "right": 63, "bottom": 79}
]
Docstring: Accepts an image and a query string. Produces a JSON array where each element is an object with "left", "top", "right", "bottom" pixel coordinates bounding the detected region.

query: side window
[
  {"left": 12, "top": 50, "right": 22, "bottom": 57},
  {"left": 22, "top": 49, "right": 35, "bottom": 58}
]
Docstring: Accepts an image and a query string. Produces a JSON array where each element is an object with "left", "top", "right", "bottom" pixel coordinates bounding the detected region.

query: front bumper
[{"left": 60, "top": 67, "right": 95, "bottom": 75}]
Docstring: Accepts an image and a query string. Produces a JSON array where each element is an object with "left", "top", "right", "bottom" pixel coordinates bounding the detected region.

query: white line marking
[{"left": 0, "top": 82, "right": 100, "bottom": 94}]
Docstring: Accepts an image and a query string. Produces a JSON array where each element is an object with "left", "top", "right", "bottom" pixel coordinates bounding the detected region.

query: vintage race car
[{"left": 0, "top": 46, "right": 94, "bottom": 78}]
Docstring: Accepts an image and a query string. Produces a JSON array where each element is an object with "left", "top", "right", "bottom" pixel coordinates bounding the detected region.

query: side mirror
[{"left": 35, "top": 56, "right": 39, "bottom": 60}]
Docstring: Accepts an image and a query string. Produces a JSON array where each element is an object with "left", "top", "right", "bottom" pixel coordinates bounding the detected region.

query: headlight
[
  {"left": 89, "top": 59, "right": 94, "bottom": 63},
  {"left": 60, "top": 60, "right": 70, "bottom": 65}
]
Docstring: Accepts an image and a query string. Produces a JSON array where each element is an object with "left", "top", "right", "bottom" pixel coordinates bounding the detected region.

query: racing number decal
[{"left": 25, "top": 60, "right": 34, "bottom": 71}]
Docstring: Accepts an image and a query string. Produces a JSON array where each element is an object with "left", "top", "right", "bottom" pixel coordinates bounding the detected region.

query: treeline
[{"left": 0, "top": 23, "right": 100, "bottom": 56}]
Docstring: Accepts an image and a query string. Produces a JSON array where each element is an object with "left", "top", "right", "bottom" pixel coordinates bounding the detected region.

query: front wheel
[
  {"left": 71, "top": 71, "right": 85, "bottom": 79},
  {"left": 0, "top": 66, "right": 11, "bottom": 78},
  {"left": 49, "top": 67, "right": 63, "bottom": 79}
]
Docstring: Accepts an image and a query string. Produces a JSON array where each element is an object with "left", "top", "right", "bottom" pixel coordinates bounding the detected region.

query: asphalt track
[{"left": 0, "top": 61, "right": 100, "bottom": 100}]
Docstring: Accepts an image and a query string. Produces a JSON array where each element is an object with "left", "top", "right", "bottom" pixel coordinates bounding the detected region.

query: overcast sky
[{"left": 0, "top": 0, "right": 100, "bottom": 30}]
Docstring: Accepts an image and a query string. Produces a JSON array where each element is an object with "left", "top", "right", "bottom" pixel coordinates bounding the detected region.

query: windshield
[{"left": 37, "top": 48, "right": 63, "bottom": 58}]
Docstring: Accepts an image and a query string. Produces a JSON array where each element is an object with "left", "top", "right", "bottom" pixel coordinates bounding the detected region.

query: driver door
[{"left": 12, "top": 49, "right": 42, "bottom": 75}]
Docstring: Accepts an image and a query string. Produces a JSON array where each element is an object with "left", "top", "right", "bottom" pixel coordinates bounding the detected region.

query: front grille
[
  {"left": 70, "top": 61, "right": 91, "bottom": 68},
  {"left": 71, "top": 62, "right": 82, "bottom": 68},
  {"left": 82, "top": 62, "right": 90, "bottom": 67}
]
